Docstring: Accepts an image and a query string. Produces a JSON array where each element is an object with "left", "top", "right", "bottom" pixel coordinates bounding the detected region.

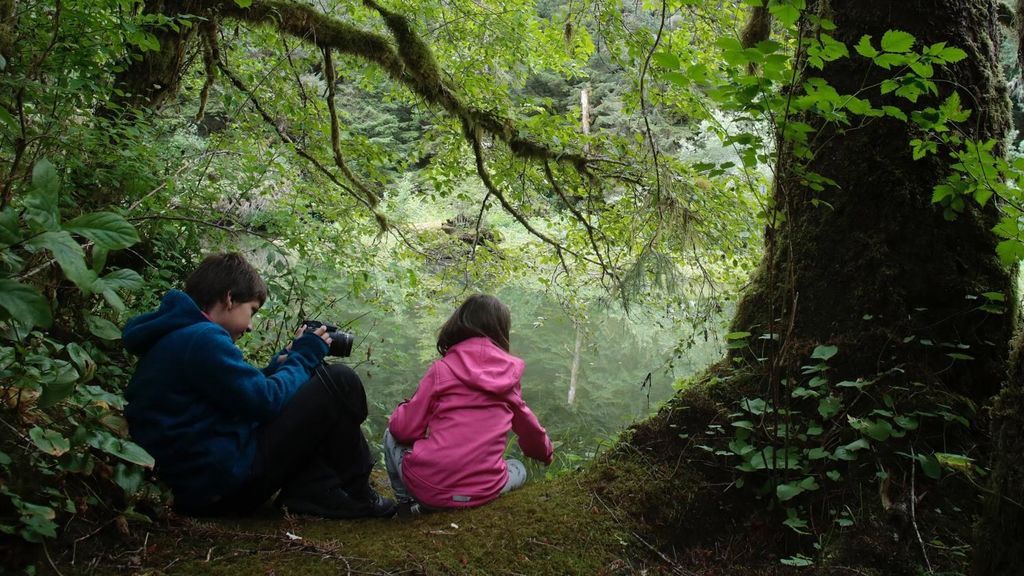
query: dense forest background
[{"left": 3, "top": 0, "right": 1024, "bottom": 574}]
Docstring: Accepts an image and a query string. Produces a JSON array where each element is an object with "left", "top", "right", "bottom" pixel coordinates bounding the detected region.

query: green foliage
[
  {"left": 719, "top": 341, "right": 980, "bottom": 563},
  {"left": 0, "top": 162, "right": 153, "bottom": 543}
]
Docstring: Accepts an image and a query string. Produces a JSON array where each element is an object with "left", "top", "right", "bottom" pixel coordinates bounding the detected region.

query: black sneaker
[
  {"left": 279, "top": 486, "right": 396, "bottom": 519},
  {"left": 394, "top": 499, "right": 424, "bottom": 518}
]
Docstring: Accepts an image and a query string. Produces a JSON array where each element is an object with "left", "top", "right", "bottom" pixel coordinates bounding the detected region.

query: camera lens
[{"left": 328, "top": 331, "right": 354, "bottom": 358}]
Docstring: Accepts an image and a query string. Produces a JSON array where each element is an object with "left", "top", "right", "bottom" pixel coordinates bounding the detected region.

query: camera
[{"left": 301, "top": 320, "right": 354, "bottom": 358}]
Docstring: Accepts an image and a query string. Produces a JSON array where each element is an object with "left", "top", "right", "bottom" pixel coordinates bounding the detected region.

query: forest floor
[{"left": 38, "top": 470, "right": 674, "bottom": 576}]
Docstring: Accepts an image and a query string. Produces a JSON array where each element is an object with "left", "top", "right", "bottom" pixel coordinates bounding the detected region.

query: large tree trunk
[
  {"left": 730, "top": 0, "right": 1013, "bottom": 405},
  {"left": 974, "top": 354, "right": 1024, "bottom": 575},
  {"left": 606, "top": 1, "right": 1014, "bottom": 572}
]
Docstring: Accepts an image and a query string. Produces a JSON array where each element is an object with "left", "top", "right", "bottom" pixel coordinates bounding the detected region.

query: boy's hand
[{"left": 275, "top": 325, "right": 333, "bottom": 363}]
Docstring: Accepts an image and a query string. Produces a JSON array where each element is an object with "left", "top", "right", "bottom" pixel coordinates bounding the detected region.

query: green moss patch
[{"left": 53, "top": 474, "right": 650, "bottom": 575}]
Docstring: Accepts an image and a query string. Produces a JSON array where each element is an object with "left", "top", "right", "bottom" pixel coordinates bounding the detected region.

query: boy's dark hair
[
  {"left": 184, "top": 252, "right": 268, "bottom": 311},
  {"left": 437, "top": 294, "right": 511, "bottom": 355}
]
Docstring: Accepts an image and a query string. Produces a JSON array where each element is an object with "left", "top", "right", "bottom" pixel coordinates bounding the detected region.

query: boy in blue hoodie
[{"left": 122, "top": 252, "right": 395, "bottom": 518}]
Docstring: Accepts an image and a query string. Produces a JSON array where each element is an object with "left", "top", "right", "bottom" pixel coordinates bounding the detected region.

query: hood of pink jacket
[{"left": 442, "top": 337, "right": 524, "bottom": 395}]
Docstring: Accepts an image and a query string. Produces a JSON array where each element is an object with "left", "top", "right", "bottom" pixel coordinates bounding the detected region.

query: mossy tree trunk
[
  {"left": 974, "top": 358, "right": 1024, "bottom": 575},
  {"left": 730, "top": 0, "right": 1013, "bottom": 405},
  {"left": 617, "top": 1, "right": 1015, "bottom": 570},
  {"left": 109, "top": 0, "right": 206, "bottom": 112}
]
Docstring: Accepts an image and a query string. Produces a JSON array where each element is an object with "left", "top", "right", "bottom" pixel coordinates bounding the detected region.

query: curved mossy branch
[
  {"left": 543, "top": 160, "right": 614, "bottom": 281},
  {"left": 196, "top": 19, "right": 219, "bottom": 122},
  {"left": 464, "top": 120, "right": 606, "bottom": 279},
  {"left": 124, "top": 0, "right": 611, "bottom": 268},
  {"left": 216, "top": 59, "right": 389, "bottom": 230},
  {"left": 322, "top": 47, "right": 381, "bottom": 210},
  {"left": 215, "top": 0, "right": 592, "bottom": 174}
]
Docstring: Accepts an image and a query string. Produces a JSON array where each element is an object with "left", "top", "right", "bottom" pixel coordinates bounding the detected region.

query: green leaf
[
  {"left": 909, "top": 60, "right": 934, "bottom": 78},
  {"left": 982, "top": 291, "right": 1006, "bottom": 302},
  {"left": 29, "top": 427, "right": 70, "bottom": 457},
  {"left": 113, "top": 463, "right": 146, "bottom": 493},
  {"left": 91, "top": 245, "right": 109, "bottom": 273},
  {"left": 780, "top": 555, "right": 814, "bottom": 567},
  {"left": 807, "top": 447, "right": 829, "bottom": 460},
  {"left": 14, "top": 500, "right": 57, "bottom": 542},
  {"left": 0, "top": 106, "right": 17, "bottom": 132},
  {"left": 92, "top": 268, "right": 143, "bottom": 299},
  {"left": 799, "top": 476, "right": 820, "bottom": 491},
  {"left": 880, "top": 30, "right": 915, "bottom": 53},
  {"left": 894, "top": 415, "right": 919, "bottom": 430},
  {"left": 37, "top": 360, "right": 79, "bottom": 408},
  {"left": 874, "top": 53, "right": 906, "bottom": 69},
  {"left": 811, "top": 344, "right": 838, "bottom": 360},
  {"left": 233, "top": 0, "right": 253, "bottom": 6},
  {"left": 661, "top": 71, "right": 689, "bottom": 88},
  {"left": 818, "top": 395, "right": 842, "bottom": 419},
  {"left": 0, "top": 207, "right": 19, "bottom": 245},
  {"left": 854, "top": 35, "right": 878, "bottom": 58},
  {"left": 935, "top": 452, "right": 974, "bottom": 473},
  {"left": 769, "top": 3, "right": 801, "bottom": 27},
  {"left": 776, "top": 481, "right": 804, "bottom": 502},
  {"left": 95, "top": 269, "right": 142, "bottom": 311},
  {"left": 919, "top": 454, "right": 942, "bottom": 479},
  {"left": 882, "top": 106, "right": 908, "bottom": 121},
  {"left": 740, "top": 397, "right": 768, "bottom": 415},
  {"left": 783, "top": 508, "right": 809, "bottom": 534},
  {"left": 0, "top": 279, "right": 52, "bottom": 328},
  {"left": 25, "top": 230, "right": 96, "bottom": 290},
  {"left": 63, "top": 212, "right": 140, "bottom": 251},
  {"left": 24, "top": 159, "right": 60, "bottom": 231},
  {"left": 938, "top": 46, "right": 967, "bottom": 63},
  {"left": 652, "top": 51, "right": 679, "bottom": 69},
  {"left": 66, "top": 343, "right": 96, "bottom": 384},
  {"left": 835, "top": 439, "right": 870, "bottom": 460},
  {"left": 99, "top": 437, "right": 155, "bottom": 468},
  {"left": 862, "top": 419, "right": 894, "bottom": 441},
  {"left": 85, "top": 314, "right": 121, "bottom": 340},
  {"left": 996, "top": 240, "right": 1024, "bottom": 265}
]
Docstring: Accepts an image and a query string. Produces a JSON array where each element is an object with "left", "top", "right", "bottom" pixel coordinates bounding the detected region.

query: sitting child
[
  {"left": 123, "top": 252, "right": 394, "bottom": 518},
  {"left": 384, "top": 294, "right": 553, "bottom": 513}
]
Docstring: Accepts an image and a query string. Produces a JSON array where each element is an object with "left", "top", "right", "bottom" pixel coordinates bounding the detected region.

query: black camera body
[{"left": 301, "top": 320, "right": 354, "bottom": 358}]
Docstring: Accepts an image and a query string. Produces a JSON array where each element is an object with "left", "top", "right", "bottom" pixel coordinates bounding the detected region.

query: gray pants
[{"left": 382, "top": 429, "right": 527, "bottom": 505}]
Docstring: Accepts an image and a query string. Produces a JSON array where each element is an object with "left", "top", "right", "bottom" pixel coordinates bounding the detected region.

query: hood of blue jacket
[{"left": 123, "top": 290, "right": 210, "bottom": 355}]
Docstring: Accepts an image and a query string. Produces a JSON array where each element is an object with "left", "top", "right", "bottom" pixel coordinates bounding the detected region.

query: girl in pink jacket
[{"left": 384, "top": 294, "right": 554, "bottom": 513}]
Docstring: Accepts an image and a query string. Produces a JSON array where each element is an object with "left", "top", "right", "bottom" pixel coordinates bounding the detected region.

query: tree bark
[
  {"left": 974, "top": 353, "right": 1024, "bottom": 575},
  {"left": 730, "top": 0, "right": 1013, "bottom": 405},
  {"left": 0, "top": 0, "right": 15, "bottom": 62},
  {"left": 109, "top": 0, "right": 205, "bottom": 112},
  {"left": 615, "top": 1, "right": 1015, "bottom": 571}
]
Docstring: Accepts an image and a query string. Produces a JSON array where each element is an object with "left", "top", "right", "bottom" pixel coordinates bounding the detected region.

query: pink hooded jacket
[{"left": 388, "top": 336, "right": 554, "bottom": 509}]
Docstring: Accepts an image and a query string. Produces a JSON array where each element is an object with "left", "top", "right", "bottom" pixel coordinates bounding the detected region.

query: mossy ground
[
  {"left": 22, "top": 367, "right": 981, "bottom": 576},
  {"left": 41, "top": 472, "right": 657, "bottom": 575}
]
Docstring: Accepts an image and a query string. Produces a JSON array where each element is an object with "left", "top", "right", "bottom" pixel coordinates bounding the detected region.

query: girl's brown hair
[{"left": 436, "top": 294, "right": 511, "bottom": 355}]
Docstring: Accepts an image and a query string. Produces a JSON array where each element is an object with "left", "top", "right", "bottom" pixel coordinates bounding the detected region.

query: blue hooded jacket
[{"left": 123, "top": 290, "right": 326, "bottom": 511}]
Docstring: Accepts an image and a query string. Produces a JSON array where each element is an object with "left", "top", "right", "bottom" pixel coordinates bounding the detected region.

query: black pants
[{"left": 197, "top": 363, "right": 374, "bottom": 516}]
